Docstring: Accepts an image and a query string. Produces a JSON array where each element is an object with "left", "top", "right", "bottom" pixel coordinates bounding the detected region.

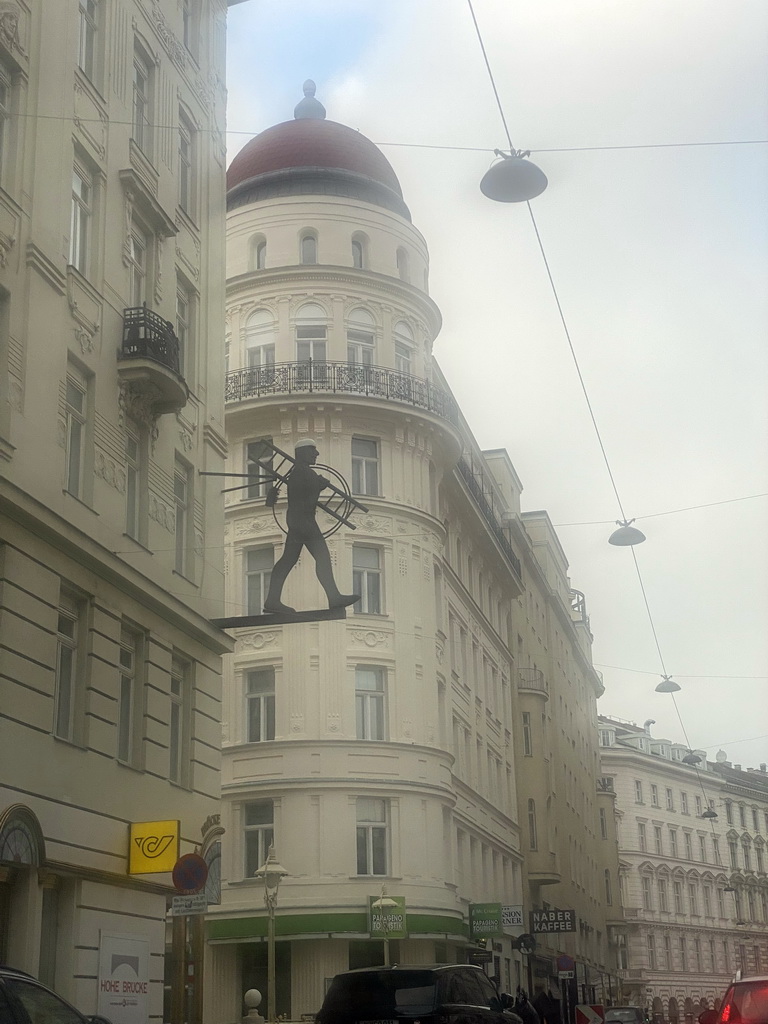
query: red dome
[{"left": 226, "top": 118, "right": 403, "bottom": 198}]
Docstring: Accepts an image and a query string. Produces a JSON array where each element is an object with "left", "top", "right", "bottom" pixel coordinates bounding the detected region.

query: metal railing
[
  {"left": 121, "top": 305, "right": 181, "bottom": 375},
  {"left": 225, "top": 358, "right": 460, "bottom": 426},
  {"left": 456, "top": 458, "right": 522, "bottom": 579}
]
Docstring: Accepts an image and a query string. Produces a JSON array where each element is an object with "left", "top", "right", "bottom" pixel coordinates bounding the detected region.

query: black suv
[
  {"left": 316, "top": 964, "right": 522, "bottom": 1024},
  {"left": 0, "top": 967, "right": 112, "bottom": 1024}
]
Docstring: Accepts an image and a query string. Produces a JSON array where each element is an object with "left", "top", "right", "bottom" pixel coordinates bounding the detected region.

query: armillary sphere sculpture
[{"left": 205, "top": 439, "right": 368, "bottom": 627}]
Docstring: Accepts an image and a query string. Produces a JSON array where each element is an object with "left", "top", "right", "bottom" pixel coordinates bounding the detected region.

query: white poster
[{"left": 98, "top": 932, "right": 150, "bottom": 1024}]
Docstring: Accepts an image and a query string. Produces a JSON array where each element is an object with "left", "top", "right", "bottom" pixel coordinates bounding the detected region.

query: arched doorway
[
  {"left": 0, "top": 804, "right": 47, "bottom": 970},
  {"left": 684, "top": 997, "right": 694, "bottom": 1024},
  {"left": 669, "top": 996, "right": 680, "bottom": 1024},
  {"left": 653, "top": 996, "right": 664, "bottom": 1024}
]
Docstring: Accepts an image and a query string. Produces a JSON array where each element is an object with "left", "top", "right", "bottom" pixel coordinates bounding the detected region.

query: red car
[{"left": 700, "top": 977, "right": 768, "bottom": 1024}]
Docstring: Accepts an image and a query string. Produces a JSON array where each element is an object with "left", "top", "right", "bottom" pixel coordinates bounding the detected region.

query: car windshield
[
  {"left": 321, "top": 971, "right": 437, "bottom": 1019},
  {"left": 723, "top": 983, "right": 768, "bottom": 1024},
  {"left": 607, "top": 1011, "right": 642, "bottom": 1021}
]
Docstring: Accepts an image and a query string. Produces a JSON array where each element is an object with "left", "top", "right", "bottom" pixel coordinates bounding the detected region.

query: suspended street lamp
[
  {"left": 655, "top": 675, "right": 681, "bottom": 693},
  {"left": 480, "top": 149, "right": 548, "bottom": 203},
  {"left": 608, "top": 519, "right": 646, "bottom": 546}
]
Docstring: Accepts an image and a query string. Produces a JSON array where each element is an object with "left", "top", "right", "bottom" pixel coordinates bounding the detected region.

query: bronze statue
[{"left": 263, "top": 439, "right": 359, "bottom": 614}]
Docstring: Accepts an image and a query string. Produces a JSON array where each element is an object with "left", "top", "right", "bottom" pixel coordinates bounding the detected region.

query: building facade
[
  {"left": 599, "top": 717, "right": 768, "bottom": 1022},
  {"left": 206, "top": 89, "right": 620, "bottom": 1022},
  {"left": 0, "top": 0, "right": 229, "bottom": 1016}
]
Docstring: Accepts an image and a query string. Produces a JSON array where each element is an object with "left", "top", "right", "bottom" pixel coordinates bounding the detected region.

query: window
[
  {"left": 246, "top": 439, "right": 274, "bottom": 500},
  {"left": 255, "top": 239, "right": 266, "bottom": 269},
  {"left": 396, "top": 247, "right": 409, "bottom": 282},
  {"left": 655, "top": 826, "right": 663, "bottom": 855},
  {"left": 743, "top": 841, "right": 752, "bottom": 871},
  {"left": 296, "top": 324, "right": 326, "bottom": 364},
  {"left": 658, "top": 877, "right": 668, "bottom": 912},
  {"left": 681, "top": 792, "right": 689, "bottom": 814},
  {"left": 54, "top": 591, "right": 83, "bottom": 741},
  {"left": 353, "top": 546, "right": 382, "bottom": 614},
  {"left": 679, "top": 936, "right": 687, "bottom": 971},
  {"left": 174, "top": 458, "right": 192, "bottom": 577},
  {"left": 118, "top": 628, "right": 140, "bottom": 764},
  {"left": 352, "top": 438, "right": 379, "bottom": 496},
  {"left": 646, "top": 933, "right": 656, "bottom": 969},
  {"left": 712, "top": 835, "right": 721, "bottom": 864},
  {"left": 78, "top": 0, "right": 98, "bottom": 80},
  {"left": 522, "top": 712, "right": 533, "bottom": 757},
  {"left": 356, "top": 798, "right": 388, "bottom": 875},
  {"left": 703, "top": 884, "right": 712, "bottom": 916},
  {"left": 246, "top": 547, "right": 274, "bottom": 615},
  {"left": 725, "top": 800, "right": 733, "bottom": 824},
  {"left": 604, "top": 869, "right": 612, "bottom": 905},
  {"left": 124, "top": 419, "right": 145, "bottom": 542},
  {"left": 739, "top": 804, "right": 746, "bottom": 828},
  {"left": 669, "top": 828, "right": 678, "bottom": 857},
  {"left": 717, "top": 887, "right": 725, "bottom": 918},
  {"left": 347, "top": 328, "right": 375, "bottom": 367},
  {"left": 651, "top": 783, "right": 659, "bottom": 807},
  {"left": 132, "top": 44, "right": 152, "bottom": 155},
  {"left": 176, "top": 276, "right": 194, "bottom": 380},
  {"left": 181, "top": 0, "right": 199, "bottom": 54},
  {"left": 394, "top": 321, "right": 414, "bottom": 374},
  {"left": 634, "top": 780, "right": 643, "bottom": 803},
  {"left": 70, "top": 163, "right": 92, "bottom": 275},
  {"left": 684, "top": 832, "right": 693, "bottom": 860},
  {"left": 300, "top": 233, "right": 317, "bottom": 264},
  {"left": 729, "top": 839, "right": 739, "bottom": 869},
  {"left": 709, "top": 938, "right": 716, "bottom": 970},
  {"left": 246, "top": 667, "right": 275, "bottom": 742},
  {"left": 642, "top": 875, "right": 653, "bottom": 910},
  {"left": 169, "top": 656, "right": 189, "bottom": 785},
  {"left": 528, "top": 799, "right": 537, "bottom": 850},
  {"left": 689, "top": 883, "right": 699, "bottom": 915},
  {"left": 757, "top": 845, "right": 764, "bottom": 873},
  {"left": 244, "top": 800, "right": 273, "bottom": 876},
  {"left": 666, "top": 787, "right": 674, "bottom": 811},
  {"left": 127, "top": 219, "right": 149, "bottom": 306},
  {"left": 178, "top": 110, "right": 196, "bottom": 217},
  {"left": 663, "top": 933, "right": 672, "bottom": 969},
  {"left": 673, "top": 880, "right": 683, "bottom": 913},
  {"left": 352, "top": 238, "right": 364, "bottom": 268},
  {"left": 245, "top": 309, "right": 276, "bottom": 369},
  {"left": 64, "top": 367, "right": 88, "bottom": 499},
  {"left": 355, "top": 666, "right": 386, "bottom": 740},
  {"left": 638, "top": 822, "right": 647, "bottom": 852},
  {"left": 699, "top": 835, "right": 707, "bottom": 862},
  {"left": 695, "top": 795, "right": 703, "bottom": 816}
]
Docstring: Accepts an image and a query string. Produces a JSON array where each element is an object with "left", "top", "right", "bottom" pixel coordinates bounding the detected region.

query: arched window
[
  {"left": 352, "top": 238, "right": 365, "bottom": 269},
  {"left": 250, "top": 235, "right": 266, "bottom": 270},
  {"left": 244, "top": 309, "right": 276, "bottom": 368},
  {"left": 347, "top": 308, "right": 375, "bottom": 366},
  {"left": 300, "top": 233, "right": 317, "bottom": 265},
  {"left": 396, "top": 246, "right": 409, "bottom": 282},
  {"left": 295, "top": 303, "right": 327, "bottom": 381},
  {"left": 394, "top": 321, "right": 414, "bottom": 375},
  {"left": 528, "top": 799, "right": 537, "bottom": 850}
]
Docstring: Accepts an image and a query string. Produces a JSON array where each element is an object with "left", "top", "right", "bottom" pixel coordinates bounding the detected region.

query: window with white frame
[
  {"left": 699, "top": 834, "right": 707, "bottom": 862},
  {"left": 352, "top": 237, "right": 364, "bottom": 268},
  {"left": 681, "top": 791, "right": 689, "bottom": 814},
  {"left": 252, "top": 237, "right": 266, "bottom": 270},
  {"left": 356, "top": 798, "right": 388, "bottom": 875},
  {"left": 712, "top": 835, "right": 720, "bottom": 864},
  {"left": 604, "top": 869, "right": 612, "bottom": 905},
  {"left": 178, "top": 109, "right": 196, "bottom": 217},
  {"left": 355, "top": 666, "right": 386, "bottom": 740},
  {"left": 394, "top": 321, "right": 414, "bottom": 374},
  {"left": 695, "top": 795, "right": 703, "bottom": 816},
  {"left": 717, "top": 887, "right": 726, "bottom": 917},
  {"left": 673, "top": 879, "right": 684, "bottom": 913},
  {"left": 54, "top": 591, "right": 84, "bottom": 742},
  {"left": 181, "top": 0, "right": 199, "bottom": 55},
  {"left": 655, "top": 826, "right": 663, "bottom": 855},
  {"left": 739, "top": 804, "right": 746, "bottom": 828},
  {"left": 634, "top": 780, "right": 643, "bottom": 803},
  {"left": 679, "top": 936, "right": 687, "bottom": 971},
  {"left": 246, "top": 438, "right": 274, "bottom": 500},
  {"left": 296, "top": 324, "right": 326, "bottom": 363},
  {"left": 663, "top": 933, "right": 672, "bottom": 968},
  {"left": 689, "top": 882, "right": 699, "bottom": 915},
  {"left": 646, "top": 933, "right": 656, "bottom": 969},
  {"left": 132, "top": 43, "right": 152, "bottom": 155},
  {"left": 78, "top": 0, "right": 98, "bottom": 80},
  {"left": 118, "top": 627, "right": 141, "bottom": 764},
  {"left": 651, "top": 783, "right": 659, "bottom": 807},
  {"left": 522, "top": 711, "right": 533, "bottom": 756},
  {"left": 300, "top": 233, "right": 317, "bottom": 265},
  {"left": 70, "top": 162, "right": 92, "bottom": 276},
  {"left": 246, "top": 547, "right": 273, "bottom": 615},
  {"left": 347, "top": 308, "right": 375, "bottom": 365},
  {"left": 169, "top": 655, "right": 189, "bottom": 785},
  {"left": 642, "top": 875, "right": 653, "bottom": 910},
  {"left": 245, "top": 308, "right": 276, "bottom": 369},
  {"left": 176, "top": 275, "right": 194, "bottom": 381},
  {"left": 246, "top": 667, "right": 275, "bottom": 742},
  {"left": 599, "top": 806, "right": 608, "bottom": 839},
  {"left": 666, "top": 787, "right": 674, "bottom": 810},
  {"left": 743, "top": 840, "right": 752, "bottom": 871},
  {"left": 638, "top": 822, "right": 647, "bottom": 852},
  {"left": 703, "top": 884, "right": 712, "bottom": 916},
  {"left": 174, "top": 458, "right": 192, "bottom": 577},
  {"left": 669, "top": 828, "right": 678, "bottom": 857},
  {"left": 244, "top": 800, "right": 274, "bottom": 876},
  {"left": 352, "top": 545, "right": 382, "bottom": 614},
  {"left": 729, "top": 839, "right": 739, "bottom": 869},
  {"left": 127, "top": 219, "right": 149, "bottom": 306},
  {"left": 658, "top": 877, "right": 668, "bottom": 911},
  {"left": 757, "top": 844, "right": 765, "bottom": 873},
  {"left": 725, "top": 800, "right": 733, "bottom": 824},
  {"left": 684, "top": 832, "right": 693, "bottom": 860},
  {"left": 124, "top": 418, "right": 145, "bottom": 542},
  {"left": 64, "top": 366, "right": 88, "bottom": 499},
  {"left": 351, "top": 437, "right": 379, "bottom": 496}
]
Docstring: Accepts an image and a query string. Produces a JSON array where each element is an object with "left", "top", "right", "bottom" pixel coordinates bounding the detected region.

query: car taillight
[{"left": 721, "top": 1003, "right": 739, "bottom": 1024}]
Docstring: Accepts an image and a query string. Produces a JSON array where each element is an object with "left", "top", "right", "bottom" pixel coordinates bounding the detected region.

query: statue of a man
[{"left": 263, "top": 439, "right": 359, "bottom": 614}]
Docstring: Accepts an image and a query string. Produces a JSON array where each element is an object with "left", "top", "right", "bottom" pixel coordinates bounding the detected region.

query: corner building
[
  {"left": 208, "top": 91, "right": 619, "bottom": 1020},
  {"left": 0, "top": 0, "right": 230, "bottom": 1014}
]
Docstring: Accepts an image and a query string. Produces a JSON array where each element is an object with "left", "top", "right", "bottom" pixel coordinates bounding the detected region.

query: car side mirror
[{"left": 501, "top": 994, "right": 514, "bottom": 1010}]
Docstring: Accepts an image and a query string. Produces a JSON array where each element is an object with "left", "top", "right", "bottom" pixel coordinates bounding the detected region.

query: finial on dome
[{"left": 294, "top": 80, "right": 326, "bottom": 120}]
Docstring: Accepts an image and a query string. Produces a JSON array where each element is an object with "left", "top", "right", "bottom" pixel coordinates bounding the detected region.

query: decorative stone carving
[
  {"left": 0, "top": 229, "right": 15, "bottom": 267},
  {"left": 0, "top": 5, "right": 20, "bottom": 53},
  {"left": 234, "top": 517, "right": 274, "bottom": 536},
  {"left": 95, "top": 450, "right": 124, "bottom": 492},
  {"left": 149, "top": 493, "right": 174, "bottom": 532},
  {"left": 179, "top": 426, "right": 193, "bottom": 452},
  {"left": 237, "top": 631, "right": 278, "bottom": 651},
  {"left": 359, "top": 515, "right": 390, "bottom": 535},
  {"left": 290, "top": 713, "right": 304, "bottom": 733},
  {"left": 326, "top": 712, "right": 340, "bottom": 733},
  {"left": 350, "top": 630, "right": 388, "bottom": 649},
  {"left": 149, "top": 0, "right": 186, "bottom": 71},
  {"left": 435, "top": 641, "right": 444, "bottom": 664},
  {"left": 118, "top": 382, "right": 160, "bottom": 450}
]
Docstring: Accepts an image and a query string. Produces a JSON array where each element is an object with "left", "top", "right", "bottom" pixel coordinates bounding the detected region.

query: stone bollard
[{"left": 243, "top": 989, "right": 265, "bottom": 1024}]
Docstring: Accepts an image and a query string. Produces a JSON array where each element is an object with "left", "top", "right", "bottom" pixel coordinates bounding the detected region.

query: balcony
[
  {"left": 118, "top": 306, "right": 188, "bottom": 415},
  {"left": 518, "top": 667, "right": 548, "bottom": 699},
  {"left": 456, "top": 458, "right": 523, "bottom": 580},
  {"left": 225, "top": 358, "right": 459, "bottom": 427}
]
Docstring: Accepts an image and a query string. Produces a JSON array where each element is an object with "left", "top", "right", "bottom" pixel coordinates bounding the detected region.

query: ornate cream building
[
  {"left": 599, "top": 716, "right": 768, "bottom": 1021},
  {"left": 207, "top": 88, "right": 621, "bottom": 1022},
  {"left": 0, "top": 0, "right": 230, "bottom": 1016}
]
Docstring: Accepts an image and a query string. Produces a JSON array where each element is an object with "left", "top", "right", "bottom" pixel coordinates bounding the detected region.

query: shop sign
[
  {"left": 502, "top": 904, "right": 524, "bottom": 928},
  {"left": 369, "top": 894, "right": 407, "bottom": 938},
  {"left": 97, "top": 932, "right": 150, "bottom": 1024},
  {"left": 128, "top": 820, "right": 179, "bottom": 874},
  {"left": 530, "top": 908, "right": 576, "bottom": 933},
  {"left": 470, "top": 902, "right": 503, "bottom": 937}
]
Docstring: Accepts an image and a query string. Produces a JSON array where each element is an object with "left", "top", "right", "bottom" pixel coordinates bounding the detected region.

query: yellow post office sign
[{"left": 129, "top": 820, "right": 180, "bottom": 874}]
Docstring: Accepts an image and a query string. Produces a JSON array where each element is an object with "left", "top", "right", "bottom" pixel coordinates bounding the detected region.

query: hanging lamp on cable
[
  {"left": 480, "top": 149, "right": 548, "bottom": 203},
  {"left": 655, "top": 675, "right": 681, "bottom": 693},
  {"left": 681, "top": 751, "right": 702, "bottom": 765},
  {"left": 701, "top": 807, "right": 718, "bottom": 819},
  {"left": 609, "top": 518, "right": 646, "bottom": 546}
]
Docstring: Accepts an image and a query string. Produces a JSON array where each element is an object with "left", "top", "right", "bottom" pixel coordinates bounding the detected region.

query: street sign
[
  {"left": 172, "top": 853, "right": 208, "bottom": 894},
  {"left": 171, "top": 893, "right": 207, "bottom": 916},
  {"left": 515, "top": 933, "right": 537, "bottom": 955},
  {"left": 502, "top": 904, "right": 524, "bottom": 928},
  {"left": 469, "top": 949, "right": 494, "bottom": 965},
  {"left": 369, "top": 894, "right": 407, "bottom": 938},
  {"left": 557, "top": 954, "right": 576, "bottom": 972},
  {"left": 531, "top": 909, "right": 576, "bottom": 933},
  {"left": 575, "top": 1006, "right": 605, "bottom": 1024},
  {"left": 559, "top": 971, "right": 575, "bottom": 980},
  {"left": 470, "top": 903, "right": 503, "bottom": 937}
]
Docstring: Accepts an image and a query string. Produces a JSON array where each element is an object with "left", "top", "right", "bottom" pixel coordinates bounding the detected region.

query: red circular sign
[{"left": 172, "top": 853, "right": 208, "bottom": 894}]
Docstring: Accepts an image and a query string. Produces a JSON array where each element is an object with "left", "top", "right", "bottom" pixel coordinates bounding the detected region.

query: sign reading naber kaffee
[{"left": 530, "top": 908, "right": 576, "bottom": 933}]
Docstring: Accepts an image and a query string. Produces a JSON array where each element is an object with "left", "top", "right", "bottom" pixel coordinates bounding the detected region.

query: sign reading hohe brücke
[{"left": 530, "top": 908, "right": 576, "bottom": 933}]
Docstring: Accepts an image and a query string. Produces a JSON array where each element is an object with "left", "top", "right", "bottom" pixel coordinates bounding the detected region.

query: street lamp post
[
  {"left": 372, "top": 886, "right": 398, "bottom": 966},
  {"left": 255, "top": 846, "right": 288, "bottom": 1022}
]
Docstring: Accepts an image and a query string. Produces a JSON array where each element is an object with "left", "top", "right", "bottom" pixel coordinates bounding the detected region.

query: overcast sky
[{"left": 225, "top": 0, "right": 768, "bottom": 768}]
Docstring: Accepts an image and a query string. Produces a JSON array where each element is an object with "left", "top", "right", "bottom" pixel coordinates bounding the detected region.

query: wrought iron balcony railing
[
  {"left": 121, "top": 305, "right": 181, "bottom": 375},
  {"left": 225, "top": 358, "right": 460, "bottom": 427},
  {"left": 456, "top": 457, "right": 522, "bottom": 579}
]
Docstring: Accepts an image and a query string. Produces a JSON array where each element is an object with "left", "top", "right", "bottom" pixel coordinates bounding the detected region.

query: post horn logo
[{"left": 133, "top": 834, "right": 175, "bottom": 859}]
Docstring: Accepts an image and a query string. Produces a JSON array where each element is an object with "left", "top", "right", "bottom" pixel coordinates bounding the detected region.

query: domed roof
[{"left": 226, "top": 83, "right": 410, "bottom": 220}]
